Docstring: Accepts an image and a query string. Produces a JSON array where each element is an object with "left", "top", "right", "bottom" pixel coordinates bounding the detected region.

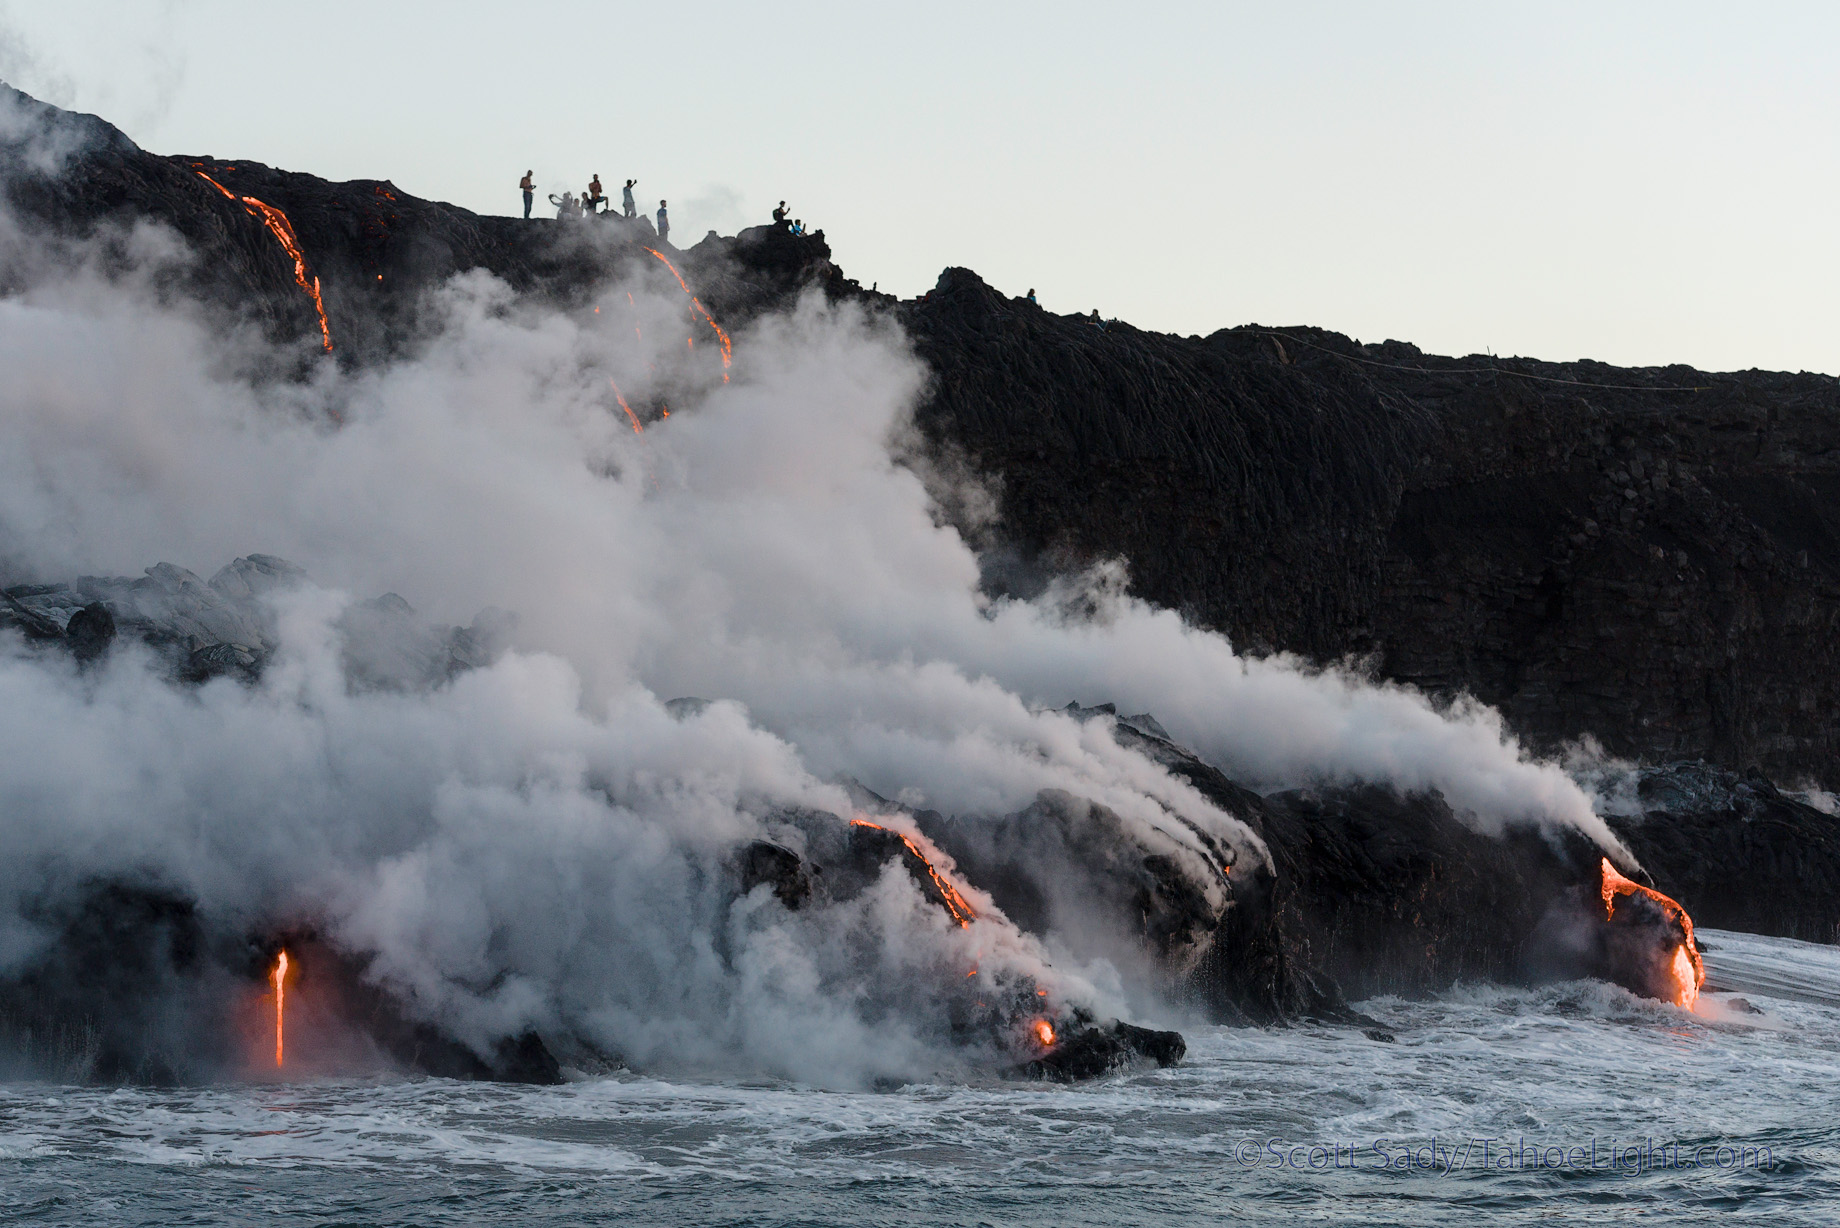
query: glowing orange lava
[
  {"left": 194, "top": 169, "right": 333, "bottom": 352},
  {"left": 849, "top": 818, "right": 976, "bottom": 926},
  {"left": 1031, "top": 1019, "right": 1055, "bottom": 1047},
  {"left": 643, "top": 247, "right": 732, "bottom": 380},
  {"left": 273, "top": 950, "right": 289, "bottom": 1068},
  {"left": 608, "top": 378, "right": 644, "bottom": 434},
  {"left": 1601, "top": 857, "right": 1705, "bottom": 1009}
]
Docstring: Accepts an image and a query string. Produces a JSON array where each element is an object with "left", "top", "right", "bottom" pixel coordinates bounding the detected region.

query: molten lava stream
[
  {"left": 849, "top": 818, "right": 976, "bottom": 926},
  {"left": 643, "top": 247, "right": 732, "bottom": 380},
  {"left": 194, "top": 169, "right": 333, "bottom": 352},
  {"left": 608, "top": 378, "right": 644, "bottom": 433},
  {"left": 273, "top": 950, "right": 289, "bottom": 1068},
  {"left": 1601, "top": 858, "right": 1705, "bottom": 1009}
]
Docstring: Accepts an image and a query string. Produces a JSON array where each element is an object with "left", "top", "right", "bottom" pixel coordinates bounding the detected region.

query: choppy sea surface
[{"left": 1, "top": 928, "right": 1834, "bottom": 1226}]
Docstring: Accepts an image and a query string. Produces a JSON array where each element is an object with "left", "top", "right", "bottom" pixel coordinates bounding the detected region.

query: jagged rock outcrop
[{"left": 2, "top": 554, "right": 511, "bottom": 688}]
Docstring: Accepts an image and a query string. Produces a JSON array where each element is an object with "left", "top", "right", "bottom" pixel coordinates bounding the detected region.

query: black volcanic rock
[
  {"left": 1606, "top": 762, "right": 1840, "bottom": 945},
  {"left": 1022, "top": 1020, "right": 1186, "bottom": 1081},
  {"left": 3, "top": 554, "right": 511, "bottom": 691},
  {"left": 739, "top": 840, "right": 813, "bottom": 910},
  {"left": 900, "top": 273, "right": 1840, "bottom": 784},
  {"left": 63, "top": 602, "right": 115, "bottom": 661},
  {"left": 13, "top": 80, "right": 1840, "bottom": 789}
]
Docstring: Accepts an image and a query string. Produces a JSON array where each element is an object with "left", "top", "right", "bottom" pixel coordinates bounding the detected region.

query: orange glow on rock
[
  {"left": 1601, "top": 858, "right": 1705, "bottom": 1009},
  {"left": 1031, "top": 1019, "right": 1055, "bottom": 1047}
]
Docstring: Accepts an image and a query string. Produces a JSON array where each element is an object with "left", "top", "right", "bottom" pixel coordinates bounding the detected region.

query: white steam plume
[{"left": 0, "top": 202, "right": 1632, "bottom": 1081}]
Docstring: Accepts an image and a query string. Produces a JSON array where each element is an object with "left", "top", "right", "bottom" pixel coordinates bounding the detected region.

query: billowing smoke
[{"left": 0, "top": 179, "right": 1631, "bottom": 1083}]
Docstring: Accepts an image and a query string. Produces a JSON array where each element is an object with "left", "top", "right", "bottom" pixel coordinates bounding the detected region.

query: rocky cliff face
[
  {"left": 3, "top": 85, "right": 1837, "bottom": 1080},
  {"left": 11, "top": 82, "right": 1830, "bottom": 784},
  {"left": 899, "top": 272, "right": 1840, "bottom": 785}
]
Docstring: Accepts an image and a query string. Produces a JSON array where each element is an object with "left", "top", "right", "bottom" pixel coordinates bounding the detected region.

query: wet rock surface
[{"left": 1020, "top": 1021, "right": 1186, "bottom": 1082}]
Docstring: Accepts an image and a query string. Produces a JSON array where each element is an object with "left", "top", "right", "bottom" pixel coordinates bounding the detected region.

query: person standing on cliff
[
  {"left": 520, "top": 170, "right": 534, "bottom": 219},
  {"left": 623, "top": 179, "right": 637, "bottom": 218},
  {"left": 588, "top": 174, "right": 605, "bottom": 212},
  {"left": 657, "top": 200, "right": 669, "bottom": 244}
]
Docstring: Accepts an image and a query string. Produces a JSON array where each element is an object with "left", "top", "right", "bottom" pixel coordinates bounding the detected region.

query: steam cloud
[{"left": 0, "top": 173, "right": 1633, "bottom": 1083}]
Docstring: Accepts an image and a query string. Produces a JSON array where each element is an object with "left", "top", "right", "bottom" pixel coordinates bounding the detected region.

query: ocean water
[{"left": 0, "top": 928, "right": 1833, "bottom": 1226}]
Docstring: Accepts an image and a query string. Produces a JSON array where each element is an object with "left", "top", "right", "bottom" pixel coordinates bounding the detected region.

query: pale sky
[{"left": 4, "top": 0, "right": 1839, "bottom": 374}]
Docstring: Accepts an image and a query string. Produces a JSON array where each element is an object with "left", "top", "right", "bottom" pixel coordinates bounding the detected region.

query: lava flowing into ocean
[
  {"left": 1601, "top": 858, "right": 1705, "bottom": 1009},
  {"left": 1030, "top": 1018, "right": 1056, "bottom": 1048},
  {"left": 642, "top": 247, "right": 732, "bottom": 380},
  {"left": 193, "top": 169, "right": 333, "bottom": 352},
  {"left": 273, "top": 950, "right": 289, "bottom": 1068},
  {"left": 849, "top": 818, "right": 977, "bottom": 927}
]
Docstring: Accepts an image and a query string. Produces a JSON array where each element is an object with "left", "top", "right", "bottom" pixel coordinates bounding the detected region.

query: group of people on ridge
[
  {"left": 770, "top": 201, "right": 809, "bottom": 236},
  {"left": 520, "top": 170, "right": 668, "bottom": 242}
]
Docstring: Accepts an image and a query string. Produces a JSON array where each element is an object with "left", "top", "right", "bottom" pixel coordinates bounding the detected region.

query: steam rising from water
[{"left": 0, "top": 197, "right": 1630, "bottom": 1081}]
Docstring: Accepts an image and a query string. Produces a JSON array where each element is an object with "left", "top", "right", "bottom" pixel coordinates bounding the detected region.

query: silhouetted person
[
  {"left": 657, "top": 200, "right": 669, "bottom": 243},
  {"left": 589, "top": 175, "right": 604, "bottom": 211},
  {"left": 520, "top": 170, "right": 534, "bottom": 219},
  {"left": 1027, "top": 288, "right": 1037, "bottom": 304},
  {"left": 623, "top": 179, "right": 637, "bottom": 218},
  {"left": 772, "top": 200, "right": 788, "bottom": 227}
]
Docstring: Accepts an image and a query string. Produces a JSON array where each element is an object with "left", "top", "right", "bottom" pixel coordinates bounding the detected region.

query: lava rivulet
[
  {"left": 850, "top": 818, "right": 976, "bottom": 927},
  {"left": 643, "top": 247, "right": 732, "bottom": 380},
  {"left": 273, "top": 950, "right": 289, "bottom": 1068},
  {"left": 608, "top": 378, "right": 644, "bottom": 434},
  {"left": 194, "top": 168, "right": 333, "bottom": 352}
]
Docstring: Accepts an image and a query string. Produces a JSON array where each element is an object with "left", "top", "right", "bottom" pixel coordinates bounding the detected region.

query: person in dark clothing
[
  {"left": 657, "top": 200, "right": 669, "bottom": 243},
  {"left": 623, "top": 179, "right": 637, "bottom": 218},
  {"left": 520, "top": 170, "right": 534, "bottom": 219},
  {"left": 772, "top": 200, "right": 788, "bottom": 227}
]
